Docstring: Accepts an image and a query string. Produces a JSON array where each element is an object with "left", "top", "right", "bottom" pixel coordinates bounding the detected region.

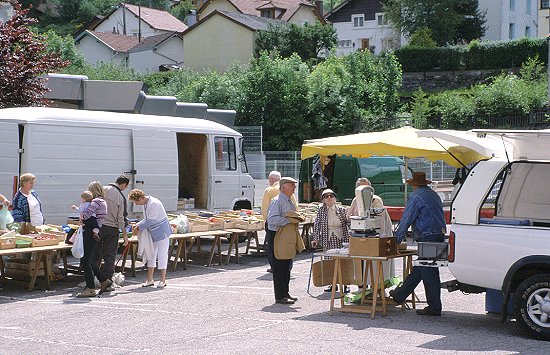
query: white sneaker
[
  {"left": 157, "top": 281, "right": 166, "bottom": 289},
  {"left": 142, "top": 280, "right": 154, "bottom": 287}
]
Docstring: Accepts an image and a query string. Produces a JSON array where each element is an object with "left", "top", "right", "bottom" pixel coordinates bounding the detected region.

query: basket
[{"left": 0, "top": 235, "right": 16, "bottom": 250}]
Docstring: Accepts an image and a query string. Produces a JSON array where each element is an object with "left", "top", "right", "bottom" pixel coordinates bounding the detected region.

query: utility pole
[{"left": 138, "top": 1, "right": 142, "bottom": 42}]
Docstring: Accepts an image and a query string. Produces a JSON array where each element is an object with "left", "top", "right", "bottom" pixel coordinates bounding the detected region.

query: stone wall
[{"left": 401, "top": 68, "right": 520, "bottom": 92}]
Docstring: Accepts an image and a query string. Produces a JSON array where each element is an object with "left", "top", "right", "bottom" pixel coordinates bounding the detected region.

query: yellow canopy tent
[{"left": 301, "top": 126, "right": 490, "bottom": 168}]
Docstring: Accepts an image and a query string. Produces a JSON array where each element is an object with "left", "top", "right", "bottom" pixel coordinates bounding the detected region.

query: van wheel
[{"left": 513, "top": 274, "right": 550, "bottom": 341}]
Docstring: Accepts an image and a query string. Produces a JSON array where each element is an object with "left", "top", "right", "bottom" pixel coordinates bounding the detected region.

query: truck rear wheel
[{"left": 513, "top": 274, "right": 550, "bottom": 341}]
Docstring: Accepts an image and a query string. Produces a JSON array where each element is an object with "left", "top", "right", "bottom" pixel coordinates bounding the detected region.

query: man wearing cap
[
  {"left": 390, "top": 172, "right": 446, "bottom": 316},
  {"left": 262, "top": 171, "right": 297, "bottom": 273},
  {"left": 267, "top": 177, "right": 300, "bottom": 304}
]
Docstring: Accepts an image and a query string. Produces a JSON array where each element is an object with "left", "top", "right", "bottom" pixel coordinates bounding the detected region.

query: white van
[
  {"left": 420, "top": 129, "right": 550, "bottom": 340},
  {"left": 0, "top": 107, "right": 254, "bottom": 224}
]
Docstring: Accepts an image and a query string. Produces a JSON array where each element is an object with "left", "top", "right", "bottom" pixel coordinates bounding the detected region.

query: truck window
[
  {"left": 480, "top": 162, "right": 550, "bottom": 226},
  {"left": 239, "top": 138, "right": 248, "bottom": 173},
  {"left": 214, "top": 137, "right": 237, "bottom": 171}
]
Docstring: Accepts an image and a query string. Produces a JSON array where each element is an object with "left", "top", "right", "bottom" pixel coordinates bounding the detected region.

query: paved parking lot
[{"left": 1, "top": 237, "right": 549, "bottom": 354}]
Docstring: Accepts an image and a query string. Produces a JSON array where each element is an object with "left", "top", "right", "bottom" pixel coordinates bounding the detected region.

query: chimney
[
  {"left": 315, "top": 1, "right": 323, "bottom": 16},
  {"left": 187, "top": 10, "right": 197, "bottom": 27}
]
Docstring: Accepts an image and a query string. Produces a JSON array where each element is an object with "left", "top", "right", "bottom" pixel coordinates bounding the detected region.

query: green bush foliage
[
  {"left": 409, "top": 57, "right": 548, "bottom": 128},
  {"left": 395, "top": 37, "right": 547, "bottom": 72}
]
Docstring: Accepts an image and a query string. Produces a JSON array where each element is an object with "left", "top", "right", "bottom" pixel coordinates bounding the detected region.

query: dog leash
[{"left": 115, "top": 242, "right": 132, "bottom": 267}]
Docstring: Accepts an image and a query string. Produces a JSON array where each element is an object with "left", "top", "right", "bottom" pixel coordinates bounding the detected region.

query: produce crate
[
  {"left": 39, "top": 231, "right": 66, "bottom": 242},
  {"left": 234, "top": 220, "right": 264, "bottom": 231},
  {"left": 0, "top": 233, "right": 16, "bottom": 250},
  {"left": 189, "top": 219, "right": 209, "bottom": 232},
  {"left": 32, "top": 237, "right": 59, "bottom": 247},
  {"left": 223, "top": 219, "right": 237, "bottom": 229},
  {"left": 208, "top": 217, "right": 225, "bottom": 231},
  {"left": 4, "top": 257, "right": 53, "bottom": 281}
]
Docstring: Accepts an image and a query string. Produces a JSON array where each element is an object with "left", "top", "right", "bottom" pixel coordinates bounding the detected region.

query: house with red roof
[
  {"left": 92, "top": 2, "right": 187, "bottom": 38},
  {"left": 198, "top": 0, "right": 324, "bottom": 25},
  {"left": 74, "top": 3, "right": 186, "bottom": 73}
]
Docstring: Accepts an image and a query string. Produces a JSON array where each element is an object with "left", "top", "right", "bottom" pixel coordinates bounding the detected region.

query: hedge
[{"left": 394, "top": 37, "right": 548, "bottom": 72}]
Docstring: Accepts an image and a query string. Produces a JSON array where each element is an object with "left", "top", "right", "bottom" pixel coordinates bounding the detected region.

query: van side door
[
  {"left": 132, "top": 130, "right": 178, "bottom": 212},
  {"left": 211, "top": 136, "right": 240, "bottom": 209}
]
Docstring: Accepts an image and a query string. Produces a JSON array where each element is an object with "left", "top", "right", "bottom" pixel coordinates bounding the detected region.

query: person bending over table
[
  {"left": 129, "top": 189, "right": 171, "bottom": 289},
  {"left": 389, "top": 172, "right": 446, "bottom": 316}
]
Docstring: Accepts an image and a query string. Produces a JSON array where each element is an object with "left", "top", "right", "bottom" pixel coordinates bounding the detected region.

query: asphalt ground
[{"left": 1, "top": 234, "right": 549, "bottom": 355}]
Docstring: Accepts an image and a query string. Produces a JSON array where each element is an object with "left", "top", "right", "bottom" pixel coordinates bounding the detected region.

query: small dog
[{"left": 111, "top": 272, "right": 125, "bottom": 288}]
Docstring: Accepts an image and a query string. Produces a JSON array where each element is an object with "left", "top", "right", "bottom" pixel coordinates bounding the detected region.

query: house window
[
  {"left": 338, "top": 39, "right": 352, "bottom": 47},
  {"left": 352, "top": 15, "right": 364, "bottom": 28},
  {"left": 543, "top": 0, "right": 550, "bottom": 9},
  {"left": 509, "top": 23, "right": 515, "bottom": 39},
  {"left": 214, "top": 137, "right": 237, "bottom": 171},
  {"left": 527, "top": 0, "right": 532, "bottom": 14},
  {"left": 509, "top": 0, "right": 515, "bottom": 11},
  {"left": 377, "top": 14, "right": 388, "bottom": 26},
  {"left": 525, "top": 26, "right": 531, "bottom": 37},
  {"left": 260, "top": 9, "right": 274, "bottom": 18}
]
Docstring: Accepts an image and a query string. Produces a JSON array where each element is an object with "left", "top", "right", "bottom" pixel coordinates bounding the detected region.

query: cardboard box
[
  {"left": 312, "top": 259, "right": 362, "bottom": 287},
  {"left": 349, "top": 236, "right": 397, "bottom": 257}
]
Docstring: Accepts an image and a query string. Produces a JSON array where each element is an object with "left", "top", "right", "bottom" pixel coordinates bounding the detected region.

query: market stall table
[
  {"left": 0, "top": 243, "right": 73, "bottom": 291},
  {"left": 318, "top": 250, "right": 416, "bottom": 319}
]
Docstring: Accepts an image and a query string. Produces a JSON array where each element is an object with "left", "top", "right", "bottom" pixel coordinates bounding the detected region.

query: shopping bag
[
  {"left": 0, "top": 206, "right": 14, "bottom": 230},
  {"left": 71, "top": 227, "right": 85, "bottom": 259}
]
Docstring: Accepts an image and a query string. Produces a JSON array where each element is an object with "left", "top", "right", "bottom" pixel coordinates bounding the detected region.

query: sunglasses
[{"left": 323, "top": 194, "right": 335, "bottom": 199}]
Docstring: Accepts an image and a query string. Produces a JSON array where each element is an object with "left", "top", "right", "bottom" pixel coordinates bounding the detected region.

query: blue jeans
[
  {"left": 393, "top": 265, "right": 442, "bottom": 312},
  {"left": 393, "top": 234, "right": 444, "bottom": 312}
]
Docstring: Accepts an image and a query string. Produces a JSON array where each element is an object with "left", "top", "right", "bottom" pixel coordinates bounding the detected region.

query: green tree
[
  {"left": 306, "top": 56, "right": 360, "bottom": 138},
  {"left": 170, "top": 0, "right": 194, "bottom": 23},
  {"left": 255, "top": 23, "right": 337, "bottom": 64},
  {"left": 0, "top": 4, "right": 67, "bottom": 108},
  {"left": 454, "top": 0, "right": 486, "bottom": 43},
  {"left": 407, "top": 27, "right": 437, "bottom": 48},
  {"left": 238, "top": 52, "right": 310, "bottom": 150},
  {"left": 384, "top": 0, "right": 485, "bottom": 46},
  {"left": 42, "top": 30, "right": 86, "bottom": 71}
]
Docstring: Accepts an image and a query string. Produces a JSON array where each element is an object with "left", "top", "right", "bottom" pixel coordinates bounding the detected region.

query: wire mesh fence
[{"left": 249, "top": 151, "right": 461, "bottom": 182}]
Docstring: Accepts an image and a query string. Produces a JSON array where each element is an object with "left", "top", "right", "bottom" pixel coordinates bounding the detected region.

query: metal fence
[{"left": 249, "top": 151, "right": 459, "bottom": 182}]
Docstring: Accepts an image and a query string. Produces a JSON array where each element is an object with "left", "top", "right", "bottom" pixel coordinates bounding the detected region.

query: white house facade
[
  {"left": 325, "top": 0, "right": 402, "bottom": 56},
  {"left": 93, "top": 3, "right": 187, "bottom": 38},
  {"left": 76, "top": 31, "right": 135, "bottom": 67},
  {"left": 479, "top": 0, "right": 538, "bottom": 41},
  {"left": 128, "top": 33, "right": 184, "bottom": 73}
]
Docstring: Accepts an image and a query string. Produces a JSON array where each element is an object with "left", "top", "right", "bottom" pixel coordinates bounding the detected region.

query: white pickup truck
[{"left": 421, "top": 129, "right": 550, "bottom": 341}]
